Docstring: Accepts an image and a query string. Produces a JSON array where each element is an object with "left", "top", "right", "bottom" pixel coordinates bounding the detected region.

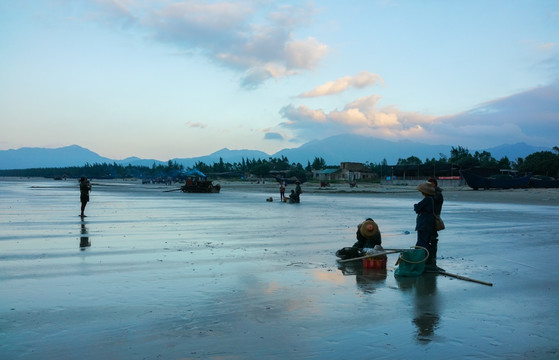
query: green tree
[
  {"left": 250, "top": 162, "right": 271, "bottom": 177},
  {"left": 497, "top": 156, "right": 512, "bottom": 170},
  {"left": 397, "top": 156, "right": 422, "bottom": 165},
  {"left": 311, "top": 157, "right": 326, "bottom": 170},
  {"left": 473, "top": 150, "right": 498, "bottom": 168},
  {"left": 286, "top": 163, "right": 307, "bottom": 182},
  {"left": 449, "top": 146, "right": 478, "bottom": 167},
  {"left": 517, "top": 151, "right": 559, "bottom": 177}
]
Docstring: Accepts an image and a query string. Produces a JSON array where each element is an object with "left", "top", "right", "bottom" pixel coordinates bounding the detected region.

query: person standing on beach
[
  {"left": 294, "top": 181, "right": 302, "bottom": 203},
  {"left": 414, "top": 182, "right": 435, "bottom": 264},
  {"left": 427, "top": 177, "right": 444, "bottom": 270},
  {"left": 79, "top": 176, "right": 91, "bottom": 217},
  {"left": 279, "top": 181, "right": 285, "bottom": 202}
]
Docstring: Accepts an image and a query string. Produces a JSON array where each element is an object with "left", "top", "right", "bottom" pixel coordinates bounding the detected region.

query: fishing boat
[
  {"left": 460, "top": 170, "right": 531, "bottom": 190},
  {"left": 529, "top": 175, "right": 559, "bottom": 188},
  {"left": 275, "top": 176, "right": 303, "bottom": 185},
  {"left": 180, "top": 169, "right": 221, "bottom": 193}
]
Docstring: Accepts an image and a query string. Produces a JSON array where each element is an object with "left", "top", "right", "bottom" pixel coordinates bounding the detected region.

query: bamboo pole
[
  {"left": 337, "top": 250, "right": 401, "bottom": 263},
  {"left": 434, "top": 270, "right": 493, "bottom": 287}
]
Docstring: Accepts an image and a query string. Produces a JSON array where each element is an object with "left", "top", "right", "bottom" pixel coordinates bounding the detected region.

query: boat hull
[
  {"left": 180, "top": 181, "right": 221, "bottom": 193},
  {"left": 461, "top": 170, "right": 531, "bottom": 190}
]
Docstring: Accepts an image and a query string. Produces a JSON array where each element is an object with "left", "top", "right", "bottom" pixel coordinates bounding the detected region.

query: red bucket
[{"left": 363, "top": 256, "right": 387, "bottom": 269}]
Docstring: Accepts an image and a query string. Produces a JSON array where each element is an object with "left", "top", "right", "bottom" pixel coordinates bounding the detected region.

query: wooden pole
[
  {"left": 435, "top": 270, "right": 493, "bottom": 287},
  {"left": 337, "top": 250, "right": 400, "bottom": 263}
]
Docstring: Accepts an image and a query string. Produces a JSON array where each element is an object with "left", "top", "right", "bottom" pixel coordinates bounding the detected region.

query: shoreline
[
  {"left": 216, "top": 180, "right": 559, "bottom": 206},
  {"left": 3, "top": 176, "right": 559, "bottom": 206}
]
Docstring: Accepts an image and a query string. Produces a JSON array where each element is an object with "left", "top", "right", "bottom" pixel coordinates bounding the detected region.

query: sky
[{"left": 1, "top": 0, "right": 558, "bottom": 161}]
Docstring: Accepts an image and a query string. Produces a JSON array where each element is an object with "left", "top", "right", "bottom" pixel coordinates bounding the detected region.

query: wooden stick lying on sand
[
  {"left": 427, "top": 270, "right": 493, "bottom": 287},
  {"left": 337, "top": 250, "right": 401, "bottom": 263}
]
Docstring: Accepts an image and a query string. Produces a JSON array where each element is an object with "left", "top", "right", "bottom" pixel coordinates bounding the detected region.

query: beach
[{"left": 1, "top": 178, "right": 558, "bottom": 359}]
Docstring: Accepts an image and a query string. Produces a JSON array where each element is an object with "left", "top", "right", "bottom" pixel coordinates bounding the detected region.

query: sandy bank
[{"left": 211, "top": 180, "right": 559, "bottom": 206}]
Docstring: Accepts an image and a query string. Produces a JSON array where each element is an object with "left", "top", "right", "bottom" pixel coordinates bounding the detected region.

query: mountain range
[{"left": 0, "top": 134, "right": 552, "bottom": 170}]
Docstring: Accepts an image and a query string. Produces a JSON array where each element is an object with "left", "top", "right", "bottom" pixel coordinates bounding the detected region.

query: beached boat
[
  {"left": 529, "top": 175, "right": 559, "bottom": 188},
  {"left": 460, "top": 170, "right": 531, "bottom": 190},
  {"left": 275, "top": 176, "right": 303, "bottom": 185},
  {"left": 180, "top": 180, "right": 220, "bottom": 193},
  {"left": 180, "top": 169, "right": 221, "bottom": 193}
]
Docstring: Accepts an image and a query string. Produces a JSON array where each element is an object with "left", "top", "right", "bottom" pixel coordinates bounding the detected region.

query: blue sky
[{"left": 1, "top": 0, "right": 558, "bottom": 161}]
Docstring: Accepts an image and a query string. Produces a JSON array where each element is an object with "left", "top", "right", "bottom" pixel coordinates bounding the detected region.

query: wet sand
[{"left": 1, "top": 178, "right": 558, "bottom": 359}]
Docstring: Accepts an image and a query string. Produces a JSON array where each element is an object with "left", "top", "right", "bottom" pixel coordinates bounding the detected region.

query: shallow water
[{"left": 1, "top": 179, "right": 558, "bottom": 359}]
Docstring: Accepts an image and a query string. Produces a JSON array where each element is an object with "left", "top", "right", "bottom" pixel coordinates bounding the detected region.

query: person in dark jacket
[
  {"left": 428, "top": 178, "right": 444, "bottom": 216},
  {"left": 294, "top": 180, "right": 302, "bottom": 203},
  {"left": 79, "top": 176, "right": 91, "bottom": 217},
  {"left": 414, "top": 182, "right": 435, "bottom": 257},
  {"left": 335, "top": 218, "right": 382, "bottom": 260},
  {"left": 353, "top": 218, "right": 382, "bottom": 249},
  {"left": 427, "top": 177, "right": 444, "bottom": 270}
]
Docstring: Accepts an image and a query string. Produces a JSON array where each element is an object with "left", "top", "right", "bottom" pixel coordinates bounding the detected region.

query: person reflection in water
[
  {"left": 396, "top": 274, "right": 440, "bottom": 343},
  {"left": 80, "top": 221, "right": 90, "bottom": 250},
  {"left": 412, "top": 275, "right": 440, "bottom": 343}
]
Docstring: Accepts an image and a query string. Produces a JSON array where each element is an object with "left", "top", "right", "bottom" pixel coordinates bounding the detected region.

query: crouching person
[{"left": 336, "top": 218, "right": 383, "bottom": 260}]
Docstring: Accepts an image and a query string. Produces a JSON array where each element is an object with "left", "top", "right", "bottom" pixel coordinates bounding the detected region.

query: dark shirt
[
  {"left": 80, "top": 181, "right": 91, "bottom": 196},
  {"left": 433, "top": 186, "right": 444, "bottom": 215},
  {"left": 352, "top": 228, "right": 382, "bottom": 249},
  {"left": 414, "top": 196, "right": 435, "bottom": 231}
]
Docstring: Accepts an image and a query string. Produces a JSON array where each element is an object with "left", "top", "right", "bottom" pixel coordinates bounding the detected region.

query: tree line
[{"left": 1, "top": 146, "right": 558, "bottom": 180}]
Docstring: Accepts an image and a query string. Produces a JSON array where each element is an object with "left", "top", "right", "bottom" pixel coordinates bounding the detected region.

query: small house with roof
[{"left": 313, "top": 162, "right": 376, "bottom": 182}]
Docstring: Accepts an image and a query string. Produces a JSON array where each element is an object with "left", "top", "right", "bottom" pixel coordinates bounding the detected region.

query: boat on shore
[
  {"left": 529, "top": 175, "right": 559, "bottom": 188},
  {"left": 180, "top": 169, "right": 221, "bottom": 193},
  {"left": 460, "top": 170, "right": 531, "bottom": 190}
]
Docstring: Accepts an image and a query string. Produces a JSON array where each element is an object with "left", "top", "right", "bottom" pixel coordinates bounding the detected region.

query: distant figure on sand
[
  {"left": 79, "top": 177, "right": 91, "bottom": 217},
  {"left": 288, "top": 189, "right": 297, "bottom": 203},
  {"left": 287, "top": 181, "right": 303, "bottom": 203},
  {"left": 279, "top": 181, "right": 285, "bottom": 202},
  {"left": 294, "top": 181, "right": 302, "bottom": 203}
]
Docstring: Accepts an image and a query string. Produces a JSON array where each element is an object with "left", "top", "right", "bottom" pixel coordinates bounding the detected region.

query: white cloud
[
  {"left": 279, "top": 104, "right": 327, "bottom": 123},
  {"left": 298, "top": 71, "right": 384, "bottom": 97},
  {"left": 279, "top": 94, "right": 436, "bottom": 143},
  {"left": 95, "top": 1, "right": 329, "bottom": 88},
  {"left": 284, "top": 37, "right": 329, "bottom": 69},
  {"left": 430, "top": 82, "right": 559, "bottom": 147},
  {"left": 279, "top": 81, "right": 559, "bottom": 148}
]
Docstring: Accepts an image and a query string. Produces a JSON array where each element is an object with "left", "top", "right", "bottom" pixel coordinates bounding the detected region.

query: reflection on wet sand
[
  {"left": 337, "top": 262, "right": 388, "bottom": 293},
  {"left": 395, "top": 274, "right": 440, "bottom": 344},
  {"left": 339, "top": 261, "right": 440, "bottom": 343},
  {"left": 79, "top": 221, "right": 90, "bottom": 249}
]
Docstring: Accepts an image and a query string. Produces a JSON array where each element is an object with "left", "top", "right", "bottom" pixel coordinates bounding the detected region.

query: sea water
[{"left": 1, "top": 179, "right": 558, "bottom": 359}]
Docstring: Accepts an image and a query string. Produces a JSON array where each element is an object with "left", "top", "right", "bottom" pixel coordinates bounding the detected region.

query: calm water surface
[{"left": 1, "top": 179, "right": 558, "bottom": 359}]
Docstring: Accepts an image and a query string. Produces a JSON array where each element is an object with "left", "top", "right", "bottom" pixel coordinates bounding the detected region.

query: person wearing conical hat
[
  {"left": 335, "top": 218, "right": 382, "bottom": 260},
  {"left": 414, "top": 182, "right": 436, "bottom": 262},
  {"left": 352, "top": 218, "right": 382, "bottom": 249}
]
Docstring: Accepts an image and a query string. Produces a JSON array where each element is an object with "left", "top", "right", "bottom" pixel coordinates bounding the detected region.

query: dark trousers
[{"left": 416, "top": 230, "right": 438, "bottom": 264}]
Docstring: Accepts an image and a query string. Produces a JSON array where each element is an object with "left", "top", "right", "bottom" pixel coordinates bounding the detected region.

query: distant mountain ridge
[{"left": 0, "top": 135, "right": 552, "bottom": 170}]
